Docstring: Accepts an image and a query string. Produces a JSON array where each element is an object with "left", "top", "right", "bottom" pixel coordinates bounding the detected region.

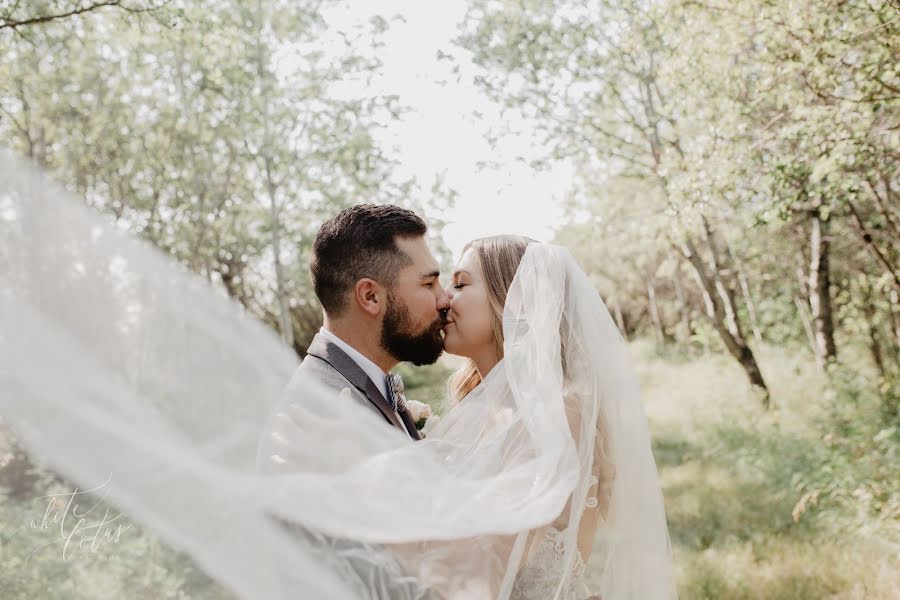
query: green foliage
[
  {"left": 588, "top": 340, "right": 900, "bottom": 598},
  {"left": 0, "top": 0, "right": 454, "bottom": 357},
  {"left": 1, "top": 0, "right": 897, "bottom": 595},
  {"left": 462, "top": 0, "right": 899, "bottom": 393},
  {"left": 0, "top": 443, "right": 231, "bottom": 599},
  {"left": 4, "top": 343, "right": 896, "bottom": 598},
  {"left": 395, "top": 360, "right": 455, "bottom": 409}
]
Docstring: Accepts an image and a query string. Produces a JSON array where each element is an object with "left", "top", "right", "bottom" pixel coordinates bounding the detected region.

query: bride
[
  {"left": 428, "top": 235, "right": 673, "bottom": 599},
  {"left": 0, "top": 152, "right": 675, "bottom": 599},
  {"left": 441, "top": 235, "right": 617, "bottom": 600}
]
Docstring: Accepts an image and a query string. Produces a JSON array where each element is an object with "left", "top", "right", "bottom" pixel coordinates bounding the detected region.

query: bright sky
[{"left": 322, "top": 1, "right": 575, "bottom": 258}]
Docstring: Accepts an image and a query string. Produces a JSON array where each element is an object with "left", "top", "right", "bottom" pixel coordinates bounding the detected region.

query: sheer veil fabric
[{"left": 0, "top": 151, "right": 676, "bottom": 599}]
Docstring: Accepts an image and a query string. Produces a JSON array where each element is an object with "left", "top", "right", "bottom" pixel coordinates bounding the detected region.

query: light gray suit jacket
[
  {"left": 256, "top": 333, "right": 420, "bottom": 473},
  {"left": 255, "top": 333, "right": 432, "bottom": 600},
  {"left": 295, "top": 332, "right": 421, "bottom": 440}
]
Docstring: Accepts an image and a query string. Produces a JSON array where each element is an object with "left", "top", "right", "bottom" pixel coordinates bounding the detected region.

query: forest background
[{"left": 1, "top": 1, "right": 898, "bottom": 598}]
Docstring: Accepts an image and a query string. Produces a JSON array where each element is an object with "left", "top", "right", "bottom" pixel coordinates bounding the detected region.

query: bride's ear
[{"left": 354, "top": 278, "right": 385, "bottom": 316}]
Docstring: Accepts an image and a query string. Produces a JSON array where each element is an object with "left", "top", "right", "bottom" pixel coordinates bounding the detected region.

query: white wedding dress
[
  {"left": 511, "top": 527, "right": 586, "bottom": 600},
  {"left": 1, "top": 150, "right": 676, "bottom": 600}
]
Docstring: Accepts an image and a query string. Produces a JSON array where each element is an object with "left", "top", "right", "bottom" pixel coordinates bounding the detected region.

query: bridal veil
[{"left": 0, "top": 151, "right": 675, "bottom": 599}]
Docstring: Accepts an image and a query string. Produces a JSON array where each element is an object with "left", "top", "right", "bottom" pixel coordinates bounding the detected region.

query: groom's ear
[{"left": 353, "top": 278, "right": 385, "bottom": 317}]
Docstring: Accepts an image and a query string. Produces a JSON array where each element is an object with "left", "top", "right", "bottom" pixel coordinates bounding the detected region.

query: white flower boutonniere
[{"left": 406, "top": 399, "right": 433, "bottom": 425}]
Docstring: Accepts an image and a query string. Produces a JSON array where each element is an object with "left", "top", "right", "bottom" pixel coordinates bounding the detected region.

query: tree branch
[
  {"left": 0, "top": 1, "right": 163, "bottom": 30},
  {"left": 846, "top": 199, "right": 900, "bottom": 292},
  {"left": 864, "top": 174, "right": 900, "bottom": 239}
]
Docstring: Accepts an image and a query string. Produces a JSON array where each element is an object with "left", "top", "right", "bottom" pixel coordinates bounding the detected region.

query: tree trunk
[
  {"left": 673, "top": 271, "right": 695, "bottom": 342},
  {"left": 681, "top": 237, "right": 771, "bottom": 406},
  {"left": 793, "top": 295, "right": 819, "bottom": 359},
  {"left": 688, "top": 265, "right": 713, "bottom": 353},
  {"left": 690, "top": 266, "right": 716, "bottom": 319},
  {"left": 700, "top": 217, "right": 747, "bottom": 347},
  {"left": 808, "top": 203, "right": 837, "bottom": 369},
  {"left": 862, "top": 283, "right": 887, "bottom": 379},
  {"left": 647, "top": 281, "right": 666, "bottom": 344},
  {"left": 0, "top": 421, "right": 56, "bottom": 501},
  {"left": 264, "top": 158, "right": 295, "bottom": 350},
  {"left": 890, "top": 288, "right": 900, "bottom": 369},
  {"left": 256, "top": 3, "right": 294, "bottom": 350},
  {"left": 612, "top": 296, "right": 628, "bottom": 340},
  {"left": 723, "top": 237, "right": 763, "bottom": 344}
]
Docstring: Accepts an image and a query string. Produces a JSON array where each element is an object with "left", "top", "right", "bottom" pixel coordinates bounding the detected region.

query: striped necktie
[{"left": 385, "top": 373, "right": 408, "bottom": 413}]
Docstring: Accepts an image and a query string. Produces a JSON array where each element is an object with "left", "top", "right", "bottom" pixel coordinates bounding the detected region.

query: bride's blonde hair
[{"left": 449, "top": 234, "right": 535, "bottom": 403}]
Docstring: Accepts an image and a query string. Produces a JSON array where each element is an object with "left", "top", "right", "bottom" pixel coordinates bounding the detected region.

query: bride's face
[{"left": 442, "top": 248, "right": 495, "bottom": 358}]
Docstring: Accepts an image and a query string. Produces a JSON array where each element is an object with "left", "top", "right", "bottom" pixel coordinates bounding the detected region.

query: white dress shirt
[{"left": 318, "top": 327, "right": 391, "bottom": 402}]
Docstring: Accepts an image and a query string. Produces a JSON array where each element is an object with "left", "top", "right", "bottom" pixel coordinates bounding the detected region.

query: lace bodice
[{"left": 510, "top": 528, "right": 586, "bottom": 600}]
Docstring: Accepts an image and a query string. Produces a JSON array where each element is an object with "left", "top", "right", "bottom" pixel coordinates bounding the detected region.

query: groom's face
[{"left": 380, "top": 236, "right": 450, "bottom": 366}]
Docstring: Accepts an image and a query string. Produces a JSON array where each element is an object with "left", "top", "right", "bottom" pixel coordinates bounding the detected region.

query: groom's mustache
[{"left": 439, "top": 308, "right": 450, "bottom": 325}]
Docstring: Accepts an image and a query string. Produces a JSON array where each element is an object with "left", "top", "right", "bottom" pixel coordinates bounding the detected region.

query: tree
[
  {"left": 460, "top": 0, "right": 772, "bottom": 402},
  {"left": 0, "top": 0, "right": 447, "bottom": 357},
  {"left": 0, "top": 0, "right": 166, "bottom": 31},
  {"left": 461, "top": 0, "right": 899, "bottom": 405}
]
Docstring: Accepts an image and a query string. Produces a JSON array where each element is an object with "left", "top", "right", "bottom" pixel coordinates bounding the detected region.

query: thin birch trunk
[{"left": 808, "top": 202, "right": 837, "bottom": 369}]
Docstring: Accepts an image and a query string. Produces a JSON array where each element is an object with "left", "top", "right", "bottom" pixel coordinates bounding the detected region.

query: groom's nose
[{"left": 435, "top": 287, "right": 450, "bottom": 311}]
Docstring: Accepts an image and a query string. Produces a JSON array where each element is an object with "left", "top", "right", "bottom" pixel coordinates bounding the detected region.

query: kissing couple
[{"left": 256, "top": 204, "right": 677, "bottom": 600}]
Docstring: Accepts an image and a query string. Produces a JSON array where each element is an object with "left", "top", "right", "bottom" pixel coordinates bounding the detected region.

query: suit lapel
[
  {"left": 397, "top": 407, "right": 422, "bottom": 441},
  {"left": 306, "top": 333, "right": 408, "bottom": 434}
]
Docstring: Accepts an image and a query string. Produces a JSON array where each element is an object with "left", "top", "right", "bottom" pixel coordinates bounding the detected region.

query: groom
[
  {"left": 259, "top": 203, "right": 449, "bottom": 471},
  {"left": 255, "top": 204, "right": 447, "bottom": 598},
  {"left": 302, "top": 203, "right": 448, "bottom": 439}
]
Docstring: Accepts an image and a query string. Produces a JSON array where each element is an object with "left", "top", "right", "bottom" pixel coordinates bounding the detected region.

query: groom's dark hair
[{"left": 311, "top": 204, "right": 428, "bottom": 316}]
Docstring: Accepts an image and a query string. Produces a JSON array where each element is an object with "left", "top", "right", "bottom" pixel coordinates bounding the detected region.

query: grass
[
  {"left": 582, "top": 340, "right": 900, "bottom": 599},
  {"left": 2, "top": 344, "right": 897, "bottom": 598}
]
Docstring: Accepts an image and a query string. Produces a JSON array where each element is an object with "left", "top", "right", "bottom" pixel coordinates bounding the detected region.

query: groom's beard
[{"left": 381, "top": 292, "right": 445, "bottom": 366}]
